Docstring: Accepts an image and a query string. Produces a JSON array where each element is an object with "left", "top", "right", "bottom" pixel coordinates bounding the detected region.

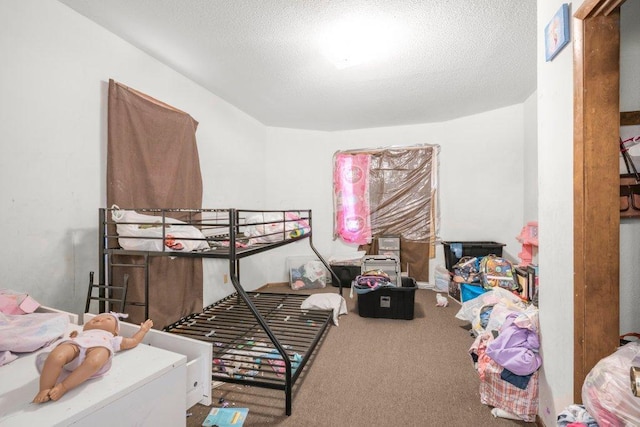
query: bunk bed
[{"left": 97, "top": 207, "right": 341, "bottom": 415}]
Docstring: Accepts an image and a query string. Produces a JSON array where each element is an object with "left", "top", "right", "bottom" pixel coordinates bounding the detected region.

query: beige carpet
[{"left": 185, "top": 284, "right": 538, "bottom": 426}]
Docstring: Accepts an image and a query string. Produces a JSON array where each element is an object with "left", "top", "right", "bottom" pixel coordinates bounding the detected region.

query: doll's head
[{"left": 83, "top": 312, "right": 127, "bottom": 336}]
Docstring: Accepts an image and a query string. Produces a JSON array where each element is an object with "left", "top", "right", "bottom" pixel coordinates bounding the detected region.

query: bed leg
[{"left": 285, "top": 385, "right": 292, "bottom": 416}]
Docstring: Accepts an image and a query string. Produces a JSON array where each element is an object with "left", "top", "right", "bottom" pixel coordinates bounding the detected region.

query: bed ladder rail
[
  {"left": 85, "top": 271, "right": 129, "bottom": 314},
  {"left": 105, "top": 252, "right": 151, "bottom": 319}
]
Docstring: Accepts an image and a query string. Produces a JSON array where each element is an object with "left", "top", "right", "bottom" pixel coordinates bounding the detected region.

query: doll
[{"left": 32, "top": 312, "right": 153, "bottom": 403}]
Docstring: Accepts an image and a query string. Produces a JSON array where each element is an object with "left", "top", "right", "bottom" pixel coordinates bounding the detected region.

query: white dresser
[{"left": 0, "top": 308, "right": 211, "bottom": 427}]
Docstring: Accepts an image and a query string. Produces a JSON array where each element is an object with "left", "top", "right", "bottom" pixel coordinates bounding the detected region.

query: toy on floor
[{"left": 436, "top": 293, "right": 449, "bottom": 307}]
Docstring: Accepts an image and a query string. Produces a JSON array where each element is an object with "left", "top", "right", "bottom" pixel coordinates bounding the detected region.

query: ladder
[
  {"left": 95, "top": 208, "right": 151, "bottom": 318},
  {"left": 85, "top": 271, "right": 129, "bottom": 314},
  {"left": 106, "top": 253, "right": 150, "bottom": 318}
]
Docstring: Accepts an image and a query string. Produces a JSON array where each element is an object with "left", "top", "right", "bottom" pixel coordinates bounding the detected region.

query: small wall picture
[{"left": 545, "top": 3, "right": 570, "bottom": 62}]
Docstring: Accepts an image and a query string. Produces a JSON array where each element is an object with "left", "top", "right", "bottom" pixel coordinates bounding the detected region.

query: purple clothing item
[{"left": 485, "top": 313, "right": 542, "bottom": 376}]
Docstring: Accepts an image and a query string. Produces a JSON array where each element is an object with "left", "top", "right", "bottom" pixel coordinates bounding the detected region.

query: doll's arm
[{"left": 120, "top": 319, "right": 154, "bottom": 350}]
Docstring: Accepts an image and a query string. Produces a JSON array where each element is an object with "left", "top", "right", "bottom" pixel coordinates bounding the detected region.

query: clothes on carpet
[
  {"left": 500, "top": 368, "right": 532, "bottom": 390},
  {"left": 557, "top": 404, "right": 598, "bottom": 427},
  {"left": 485, "top": 312, "right": 541, "bottom": 376},
  {"left": 463, "top": 291, "right": 541, "bottom": 422}
]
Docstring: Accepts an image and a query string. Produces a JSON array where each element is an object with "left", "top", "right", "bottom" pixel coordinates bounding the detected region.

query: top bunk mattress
[{"left": 103, "top": 206, "right": 312, "bottom": 257}]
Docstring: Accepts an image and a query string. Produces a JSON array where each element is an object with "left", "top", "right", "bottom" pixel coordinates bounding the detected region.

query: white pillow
[
  {"left": 300, "top": 293, "right": 348, "bottom": 326},
  {"left": 111, "top": 206, "right": 209, "bottom": 252}
]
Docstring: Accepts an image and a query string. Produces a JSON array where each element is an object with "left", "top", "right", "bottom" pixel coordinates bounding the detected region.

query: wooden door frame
[{"left": 573, "top": 0, "right": 624, "bottom": 402}]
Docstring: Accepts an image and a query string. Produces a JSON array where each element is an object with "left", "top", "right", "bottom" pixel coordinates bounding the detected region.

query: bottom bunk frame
[{"left": 164, "top": 291, "right": 333, "bottom": 415}]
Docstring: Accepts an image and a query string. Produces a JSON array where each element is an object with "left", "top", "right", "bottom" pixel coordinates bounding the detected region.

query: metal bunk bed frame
[{"left": 94, "top": 207, "right": 342, "bottom": 415}]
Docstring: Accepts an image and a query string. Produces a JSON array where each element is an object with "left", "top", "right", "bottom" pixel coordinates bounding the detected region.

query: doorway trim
[{"left": 573, "top": 0, "right": 624, "bottom": 401}]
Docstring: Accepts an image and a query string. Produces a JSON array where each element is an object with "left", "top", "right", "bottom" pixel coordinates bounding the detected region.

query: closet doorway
[{"left": 573, "top": 0, "right": 626, "bottom": 402}]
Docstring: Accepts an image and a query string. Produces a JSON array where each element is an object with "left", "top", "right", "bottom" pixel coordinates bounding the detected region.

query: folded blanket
[{"left": 0, "top": 312, "right": 69, "bottom": 353}]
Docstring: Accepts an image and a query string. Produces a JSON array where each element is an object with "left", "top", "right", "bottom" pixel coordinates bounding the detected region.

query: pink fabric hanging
[{"left": 333, "top": 153, "right": 372, "bottom": 245}]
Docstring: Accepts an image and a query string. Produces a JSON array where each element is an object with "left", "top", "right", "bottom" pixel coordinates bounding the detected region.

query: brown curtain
[{"left": 107, "top": 79, "right": 203, "bottom": 328}]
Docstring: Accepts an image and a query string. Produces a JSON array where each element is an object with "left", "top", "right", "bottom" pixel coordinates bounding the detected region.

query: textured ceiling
[{"left": 57, "top": 0, "right": 537, "bottom": 131}]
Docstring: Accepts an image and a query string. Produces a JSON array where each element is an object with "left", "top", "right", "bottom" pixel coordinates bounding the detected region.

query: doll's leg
[
  {"left": 33, "top": 343, "right": 79, "bottom": 403},
  {"left": 48, "top": 346, "right": 110, "bottom": 401}
]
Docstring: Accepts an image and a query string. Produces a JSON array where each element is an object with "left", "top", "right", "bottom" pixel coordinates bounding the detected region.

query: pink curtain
[
  {"left": 107, "top": 79, "right": 203, "bottom": 328},
  {"left": 333, "top": 153, "right": 372, "bottom": 245}
]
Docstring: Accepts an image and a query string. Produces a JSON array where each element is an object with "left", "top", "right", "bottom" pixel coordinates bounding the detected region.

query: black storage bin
[
  {"left": 442, "top": 241, "right": 506, "bottom": 272},
  {"left": 330, "top": 264, "right": 361, "bottom": 288},
  {"left": 357, "top": 277, "right": 416, "bottom": 320}
]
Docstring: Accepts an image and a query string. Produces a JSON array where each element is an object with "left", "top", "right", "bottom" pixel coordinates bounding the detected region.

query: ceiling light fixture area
[{"left": 319, "top": 16, "right": 398, "bottom": 69}]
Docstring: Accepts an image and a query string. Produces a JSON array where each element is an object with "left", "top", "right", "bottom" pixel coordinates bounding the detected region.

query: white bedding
[
  {"left": 111, "top": 205, "right": 209, "bottom": 252},
  {"left": 244, "top": 212, "right": 310, "bottom": 245},
  {"left": 0, "top": 312, "right": 69, "bottom": 357}
]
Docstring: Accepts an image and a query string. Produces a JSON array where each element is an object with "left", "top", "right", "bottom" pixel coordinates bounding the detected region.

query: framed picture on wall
[{"left": 545, "top": 3, "right": 570, "bottom": 62}]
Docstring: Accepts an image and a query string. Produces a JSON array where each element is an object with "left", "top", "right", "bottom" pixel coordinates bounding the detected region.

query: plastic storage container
[
  {"left": 361, "top": 255, "right": 401, "bottom": 287},
  {"left": 377, "top": 235, "right": 400, "bottom": 259},
  {"left": 460, "top": 283, "right": 488, "bottom": 302},
  {"left": 330, "top": 263, "right": 361, "bottom": 288},
  {"left": 434, "top": 265, "right": 451, "bottom": 292},
  {"left": 357, "top": 277, "right": 417, "bottom": 320},
  {"left": 442, "top": 241, "right": 506, "bottom": 272},
  {"left": 287, "top": 256, "right": 329, "bottom": 290}
]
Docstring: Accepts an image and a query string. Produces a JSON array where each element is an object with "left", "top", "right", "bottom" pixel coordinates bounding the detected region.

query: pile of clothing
[
  {"left": 456, "top": 287, "right": 541, "bottom": 422},
  {"left": 351, "top": 269, "right": 396, "bottom": 294}
]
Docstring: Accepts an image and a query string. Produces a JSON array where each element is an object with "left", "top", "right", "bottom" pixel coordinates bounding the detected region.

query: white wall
[
  {"left": 535, "top": 2, "right": 640, "bottom": 425},
  {"left": 263, "top": 104, "right": 526, "bottom": 285},
  {"left": 0, "top": 0, "right": 530, "bottom": 313},
  {"left": 4, "top": 4, "right": 590, "bottom": 424},
  {"left": 619, "top": 0, "right": 640, "bottom": 335},
  {"left": 620, "top": 0, "right": 640, "bottom": 114},
  {"left": 0, "top": 0, "right": 267, "bottom": 313},
  {"left": 523, "top": 92, "right": 539, "bottom": 264},
  {"left": 536, "top": 1, "right": 578, "bottom": 425},
  {"left": 523, "top": 92, "right": 539, "bottom": 223}
]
